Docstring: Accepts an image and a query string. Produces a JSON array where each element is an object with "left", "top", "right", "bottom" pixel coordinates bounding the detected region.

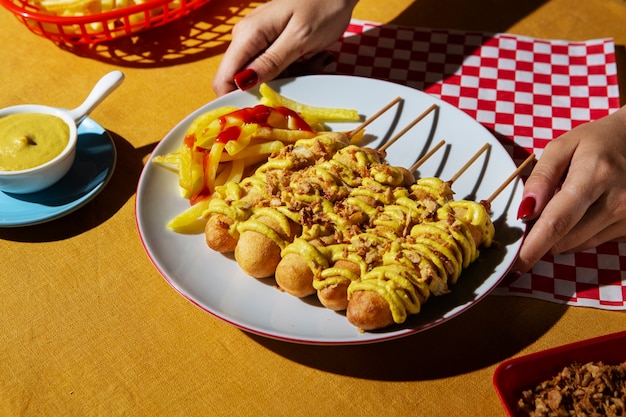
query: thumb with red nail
[
  {"left": 212, "top": 0, "right": 358, "bottom": 96},
  {"left": 513, "top": 105, "right": 626, "bottom": 273}
]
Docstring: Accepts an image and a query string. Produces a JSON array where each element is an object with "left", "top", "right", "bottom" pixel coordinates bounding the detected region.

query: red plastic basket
[
  {"left": 0, "top": 0, "right": 211, "bottom": 44},
  {"left": 493, "top": 331, "right": 626, "bottom": 416}
]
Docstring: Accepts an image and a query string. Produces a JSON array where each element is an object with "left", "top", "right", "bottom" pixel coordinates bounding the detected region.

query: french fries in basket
[
  {"left": 30, "top": 0, "right": 181, "bottom": 36},
  {"left": 152, "top": 84, "right": 361, "bottom": 232}
]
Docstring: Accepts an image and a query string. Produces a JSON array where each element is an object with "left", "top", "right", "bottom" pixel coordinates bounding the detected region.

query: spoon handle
[{"left": 68, "top": 71, "right": 125, "bottom": 124}]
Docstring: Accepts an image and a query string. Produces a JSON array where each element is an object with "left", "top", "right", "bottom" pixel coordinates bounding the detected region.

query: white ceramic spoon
[{"left": 68, "top": 70, "right": 125, "bottom": 125}]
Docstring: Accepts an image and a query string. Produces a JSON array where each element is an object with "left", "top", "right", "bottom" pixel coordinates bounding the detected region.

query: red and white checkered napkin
[{"left": 324, "top": 19, "right": 626, "bottom": 310}]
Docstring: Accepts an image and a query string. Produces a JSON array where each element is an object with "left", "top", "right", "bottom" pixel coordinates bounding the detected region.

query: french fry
[
  {"left": 224, "top": 124, "right": 259, "bottom": 155},
  {"left": 253, "top": 126, "right": 317, "bottom": 143},
  {"left": 219, "top": 140, "right": 284, "bottom": 162},
  {"left": 204, "top": 142, "right": 226, "bottom": 194},
  {"left": 219, "top": 159, "right": 246, "bottom": 185},
  {"left": 229, "top": 153, "right": 277, "bottom": 171},
  {"left": 178, "top": 143, "right": 194, "bottom": 192},
  {"left": 166, "top": 198, "right": 210, "bottom": 233},
  {"left": 189, "top": 106, "right": 238, "bottom": 148},
  {"left": 213, "top": 161, "right": 233, "bottom": 186},
  {"left": 259, "top": 83, "right": 360, "bottom": 122},
  {"left": 151, "top": 150, "right": 180, "bottom": 167}
]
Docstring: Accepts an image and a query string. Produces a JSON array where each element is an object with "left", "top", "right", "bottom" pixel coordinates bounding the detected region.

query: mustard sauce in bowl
[
  {"left": 0, "top": 104, "right": 77, "bottom": 194},
  {"left": 0, "top": 113, "right": 70, "bottom": 171}
]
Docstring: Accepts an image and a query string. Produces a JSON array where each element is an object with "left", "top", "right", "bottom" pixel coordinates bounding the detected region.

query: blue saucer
[{"left": 0, "top": 117, "right": 116, "bottom": 227}]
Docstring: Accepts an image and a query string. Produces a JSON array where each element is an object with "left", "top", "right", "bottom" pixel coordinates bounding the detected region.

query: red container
[
  {"left": 493, "top": 330, "right": 626, "bottom": 416},
  {"left": 0, "top": 0, "right": 211, "bottom": 44}
]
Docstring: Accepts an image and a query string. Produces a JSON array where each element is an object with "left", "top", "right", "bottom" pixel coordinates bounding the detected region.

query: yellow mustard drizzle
[
  {"left": 314, "top": 245, "right": 370, "bottom": 290},
  {"left": 318, "top": 200, "right": 354, "bottom": 233},
  {"left": 281, "top": 237, "right": 330, "bottom": 274},
  {"left": 325, "top": 158, "right": 362, "bottom": 188},
  {"left": 205, "top": 197, "right": 249, "bottom": 222},
  {"left": 422, "top": 235, "right": 461, "bottom": 283},
  {"left": 203, "top": 183, "right": 255, "bottom": 238},
  {"left": 237, "top": 207, "right": 294, "bottom": 250},
  {"left": 365, "top": 227, "right": 398, "bottom": 242},
  {"left": 370, "top": 164, "right": 405, "bottom": 186},
  {"left": 371, "top": 206, "right": 410, "bottom": 235},
  {"left": 348, "top": 264, "right": 427, "bottom": 323},
  {"left": 335, "top": 250, "right": 370, "bottom": 275},
  {"left": 399, "top": 195, "right": 434, "bottom": 219},
  {"left": 204, "top": 177, "right": 268, "bottom": 240},
  {"left": 411, "top": 177, "right": 454, "bottom": 204},
  {"left": 389, "top": 245, "right": 449, "bottom": 296},
  {"left": 308, "top": 161, "right": 350, "bottom": 199},
  {"left": 292, "top": 193, "right": 320, "bottom": 204},
  {"left": 411, "top": 224, "right": 463, "bottom": 280},
  {"left": 400, "top": 240, "right": 448, "bottom": 286},
  {"left": 333, "top": 145, "right": 380, "bottom": 169},
  {"left": 215, "top": 181, "right": 243, "bottom": 200},
  {"left": 371, "top": 194, "right": 433, "bottom": 235},
  {"left": 443, "top": 201, "right": 495, "bottom": 247},
  {"left": 436, "top": 223, "right": 465, "bottom": 264},
  {"left": 274, "top": 205, "right": 300, "bottom": 223},
  {"left": 300, "top": 223, "right": 332, "bottom": 241},
  {"left": 451, "top": 220, "right": 477, "bottom": 267},
  {"left": 343, "top": 177, "right": 401, "bottom": 223},
  {"left": 341, "top": 201, "right": 493, "bottom": 325},
  {"left": 256, "top": 157, "right": 293, "bottom": 172},
  {"left": 315, "top": 267, "right": 360, "bottom": 289},
  {"left": 353, "top": 177, "right": 395, "bottom": 199},
  {"left": 240, "top": 175, "right": 268, "bottom": 196}
]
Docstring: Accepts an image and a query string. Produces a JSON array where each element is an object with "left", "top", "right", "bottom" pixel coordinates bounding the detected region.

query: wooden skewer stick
[
  {"left": 448, "top": 143, "right": 491, "bottom": 184},
  {"left": 378, "top": 103, "right": 438, "bottom": 152},
  {"left": 347, "top": 96, "right": 402, "bottom": 138},
  {"left": 409, "top": 140, "right": 446, "bottom": 172},
  {"left": 484, "top": 153, "right": 536, "bottom": 205}
]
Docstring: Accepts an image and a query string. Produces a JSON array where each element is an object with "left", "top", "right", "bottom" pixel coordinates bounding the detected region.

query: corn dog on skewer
[{"left": 346, "top": 200, "right": 494, "bottom": 330}]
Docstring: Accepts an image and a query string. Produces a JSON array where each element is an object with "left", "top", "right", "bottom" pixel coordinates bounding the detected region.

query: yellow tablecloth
[{"left": 2, "top": 0, "right": 626, "bottom": 415}]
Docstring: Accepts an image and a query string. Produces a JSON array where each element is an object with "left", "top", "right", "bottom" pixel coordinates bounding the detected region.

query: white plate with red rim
[{"left": 135, "top": 74, "right": 526, "bottom": 345}]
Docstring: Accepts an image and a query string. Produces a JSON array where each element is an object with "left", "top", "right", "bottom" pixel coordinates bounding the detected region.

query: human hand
[
  {"left": 513, "top": 106, "right": 626, "bottom": 273},
  {"left": 212, "top": 0, "right": 358, "bottom": 96}
]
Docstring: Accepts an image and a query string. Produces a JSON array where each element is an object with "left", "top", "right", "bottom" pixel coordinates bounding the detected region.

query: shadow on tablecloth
[
  {"left": 52, "top": 0, "right": 552, "bottom": 70},
  {"left": 246, "top": 295, "right": 567, "bottom": 381}
]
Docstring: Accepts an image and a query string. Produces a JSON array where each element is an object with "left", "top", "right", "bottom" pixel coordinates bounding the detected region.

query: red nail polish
[
  {"left": 517, "top": 196, "right": 536, "bottom": 220},
  {"left": 233, "top": 68, "right": 259, "bottom": 91}
]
